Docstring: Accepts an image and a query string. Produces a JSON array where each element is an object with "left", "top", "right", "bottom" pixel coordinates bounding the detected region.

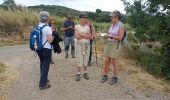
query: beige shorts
[
  {"left": 104, "top": 41, "right": 120, "bottom": 58},
  {"left": 76, "top": 42, "right": 90, "bottom": 67}
]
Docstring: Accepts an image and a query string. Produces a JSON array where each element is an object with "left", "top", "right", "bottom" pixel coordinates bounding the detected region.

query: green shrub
[
  {"left": 139, "top": 51, "right": 170, "bottom": 78},
  {"left": 148, "top": 62, "right": 162, "bottom": 76}
]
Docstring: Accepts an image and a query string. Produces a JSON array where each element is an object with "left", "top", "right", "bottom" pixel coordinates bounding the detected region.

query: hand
[
  {"left": 94, "top": 33, "right": 101, "bottom": 39},
  {"left": 69, "top": 26, "right": 72, "bottom": 28},
  {"left": 108, "top": 34, "right": 113, "bottom": 39},
  {"left": 81, "top": 34, "right": 84, "bottom": 38}
]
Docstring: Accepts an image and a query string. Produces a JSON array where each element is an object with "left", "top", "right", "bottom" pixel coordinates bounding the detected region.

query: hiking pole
[
  {"left": 62, "top": 32, "right": 64, "bottom": 50},
  {"left": 94, "top": 39, "right": 98, "bottom": 67}
]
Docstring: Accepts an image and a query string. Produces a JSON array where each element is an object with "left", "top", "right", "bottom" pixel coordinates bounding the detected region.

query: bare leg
[
  {"left": 103, "top": 57, "right": 111, "bottom": 75},
  {"left": 84, "top": 66, "right": 87, "bottom": 72},
  {"left": 77, "top": 66, "right": 81, "bottom": 74},
  {"left": 111, "top": 58, "right": 119, "bottom": 77}
]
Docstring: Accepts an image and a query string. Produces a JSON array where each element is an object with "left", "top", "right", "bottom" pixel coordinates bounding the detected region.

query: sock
[{"left": 84, "top": 71, "right": 87, "bottom": 74}]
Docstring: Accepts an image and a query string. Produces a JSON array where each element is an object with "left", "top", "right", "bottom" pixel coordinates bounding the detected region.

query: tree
[
  {"left": 96, "top": 9, "right": 102, "bottom": 13},
  {"left": 1, "top": 0, "right": 17, "bottom": 10},
  {"left": 122, "top": 0, "right": 170, "bottom": 78}
]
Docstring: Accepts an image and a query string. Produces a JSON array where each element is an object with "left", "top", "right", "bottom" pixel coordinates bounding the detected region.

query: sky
[{"left": 0, "top": 0, "right": 134, "bottom": 13}]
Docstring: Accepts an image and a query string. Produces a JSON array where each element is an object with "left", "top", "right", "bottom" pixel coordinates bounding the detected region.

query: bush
[
  {"left": 139, "top": 51, "right": 170, "bottom": 78},
  {"left": 148, "top": 62, "right": 162, "bottom": 76}
]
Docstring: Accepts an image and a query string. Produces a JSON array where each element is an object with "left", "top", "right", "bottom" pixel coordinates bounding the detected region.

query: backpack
[
  {"left": 29, "top": 24, "right": 48, "bottom": 51},
  {"left": 121, "top": 30, "right": 128, "bottom": 44}
]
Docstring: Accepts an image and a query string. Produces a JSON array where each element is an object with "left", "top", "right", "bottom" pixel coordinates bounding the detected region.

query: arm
[
  {"left": 45, "top": 27, "right": 54, "bottom": 43},
  {"left": 47, "top": 35, "right": 54, "bottom": 43},
  {"left": 61, "top": 22, "right": 69, "bottom": 32},
  {"left": 110, "top": 27, "right": 125, "bottom": 41},
  {"left": 75, "top": 26, "right": 83, "bottom": 40},
  {"left": 83, "top": 29, "right": 92, "bottom": 39},
  {"left": 61, "top": 26, "right": 72, "bottom": 32},
  {"left": 71, "top": 21, "right": 75, "bottom": 30}
]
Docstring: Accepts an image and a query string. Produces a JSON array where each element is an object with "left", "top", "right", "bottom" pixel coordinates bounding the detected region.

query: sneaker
[
  {"left": 100, "top": 75, "right": 108, "bottom": 83},
  {"left": 84, "top": 73, "right": 89, "bottom": 80},
  {"left": 109, "top": 77, "right": 118, "bottom": 85},
  {"left": 39, "top": 84, "right": 51, "bottom": 90},
  {"left": 75, "top": 74, "right": 80, "bottom": 81}
]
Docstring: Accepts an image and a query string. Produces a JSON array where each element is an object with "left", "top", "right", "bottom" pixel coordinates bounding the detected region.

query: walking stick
[
  {"left": 94, "top": 39, "right": 98, "bottom": 67},
  {"left": 89, "top": 24, "right": 98, "bottom": 67}
]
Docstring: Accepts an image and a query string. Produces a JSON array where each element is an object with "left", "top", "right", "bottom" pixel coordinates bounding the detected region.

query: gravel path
[{"left": 0, "top": 45, "right": 170, "bottom": 100}]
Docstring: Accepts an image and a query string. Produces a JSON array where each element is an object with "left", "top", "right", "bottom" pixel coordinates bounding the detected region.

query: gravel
[{"left": 0, "top": 45, "right": 169, "bottom": 100}]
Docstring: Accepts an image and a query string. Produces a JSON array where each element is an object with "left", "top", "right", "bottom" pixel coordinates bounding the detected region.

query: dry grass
[
  {"left": 118, "top": 46, "right": 170, "bottom": 93},
  {"left": 0, "top": 62, "right": 18, "bottom": 100},
  {"left": 127, "top": 72, "right": 164, "bottom": 91},
  {"left": 0, "top": 41, "right": 28, "bottom": 47}
]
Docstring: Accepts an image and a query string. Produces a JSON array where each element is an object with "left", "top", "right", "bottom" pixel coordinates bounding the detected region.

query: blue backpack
[{"left": 29, "top": 24, "right": 48, "bottom": 51}]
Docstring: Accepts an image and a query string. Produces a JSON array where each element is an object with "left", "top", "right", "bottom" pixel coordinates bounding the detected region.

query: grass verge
[
  {"left": 0, "top": 62, "right": 18, "bottom": 100},
  {"left": 0, "top": 62, "right": 7, "bottom": 100},
  {"left": 119, "top": 46, "right": 170, "bottom": 93},
  {"left": 0, "top": 41, "right": 28, "bottom": 47}
]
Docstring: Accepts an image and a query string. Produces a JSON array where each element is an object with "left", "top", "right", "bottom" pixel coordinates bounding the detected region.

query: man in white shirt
[{"left": 37, "top": 11, "right": 53, "bottom": 90}]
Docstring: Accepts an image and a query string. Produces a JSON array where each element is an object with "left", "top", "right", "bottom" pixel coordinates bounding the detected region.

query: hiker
[
  {"left": 100, "top": 10, "right": 125, "bottom": 85},
  {"left": 61, "top": 15, "right": 75, "bottom": 58},
  {"left": 75, "top": 14, "right": 91, "bottom": 81},
  {"left": 37, "top": 11, "right": 53, "bottom": 90},
  {"left": 85, "top": 19, "right": 96, "bottom": 66},
  {"left": 49, "top": 20, "right": 63, "bottom": 54},
  {"left": 49, "top": 20, "right": 57, "bottom": 64}
]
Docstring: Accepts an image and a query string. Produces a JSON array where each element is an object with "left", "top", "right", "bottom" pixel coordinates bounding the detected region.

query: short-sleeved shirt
[
  {"left": 86, "top": 23, "right": 95, "bottom": 40},
  {"left": 38, "top": 22, "right": 52, "bottom": 49},
  {"left": 63, "top": 20, "right": 75, "bottom": 37},
  {"left": 75, "top": 24, "right": 90, "bottom": 44},
  {"left": 108, "top": 21, "right": 124, "bottom": 42}
]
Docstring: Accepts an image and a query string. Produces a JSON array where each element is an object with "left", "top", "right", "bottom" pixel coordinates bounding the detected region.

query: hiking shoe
[
  {"left": 88, "top": 61, "right": 91, "bottom": 66},
  {"left": 51, "top": 59, "right": 54, "bottom": 64},
  {"left": 65, "top": 55, "right": 68, "bottom": 58},
  {"left": 75, "top": 74, "right": 80, "bottom": 81},
  {"left": 100, "top": 75, "right": 108, "bottom": 83},
  {"left": 109, "top": 77, "right": 118, "bottom": 85},
  {"left": 47, "top": 79, "right": 49, "bottom": 83},
  {"left": 84, "top": 73, "right": 89, "bottom": 80},
  {"left": 39, "top": 84, "right": 51, "bottom": 90},
  {"left": 72, "top": 55, "right": 75, "bottom": 58}
]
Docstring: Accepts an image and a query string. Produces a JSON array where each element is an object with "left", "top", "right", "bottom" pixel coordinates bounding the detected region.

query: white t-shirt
[{"left": 38, "top": 22, "right": 52, "bottom": 49}]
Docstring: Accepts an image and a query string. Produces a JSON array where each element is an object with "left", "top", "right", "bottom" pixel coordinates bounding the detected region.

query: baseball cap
[
  {"left": 39, "top": 11, "right": 50, "bottom": 20},
  {"left": 110, "top": 10, "right": 121, "bottom": 17},
  {"left": 79, "top": 14, "right": 87, "bottom": 18}
]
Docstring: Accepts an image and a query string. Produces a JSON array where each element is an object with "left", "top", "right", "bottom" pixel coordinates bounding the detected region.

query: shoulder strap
[
  {"left": 89, "top": 24, "right": 92, "bottom": 35},
  {"left": 40, "top": 24, "right": 48, "bottom": 31},
  {"left": 40, "top": 24, "right": 48, "bottom": 48}
]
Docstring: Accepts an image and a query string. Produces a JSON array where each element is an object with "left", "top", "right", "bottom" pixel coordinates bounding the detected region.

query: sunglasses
[
  {"left": 111, "top": 15, "right": 117, "bottom": 19},
  {"left": 81, "top": 16, "right": 87, "bottom": 19}
]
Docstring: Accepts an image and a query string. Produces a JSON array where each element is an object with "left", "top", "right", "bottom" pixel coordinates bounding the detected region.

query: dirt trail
[{"left": 0, "top": 45, "right": 170, "bottom": 100}]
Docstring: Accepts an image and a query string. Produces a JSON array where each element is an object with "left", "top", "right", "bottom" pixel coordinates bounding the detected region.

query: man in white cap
[{"left": 37, "top": 11, "right": 53, "bottom": 90}]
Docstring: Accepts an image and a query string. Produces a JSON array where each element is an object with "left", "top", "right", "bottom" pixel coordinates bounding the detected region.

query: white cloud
[{"left": 0, "top": 0, "right": 134, "bottom": 13}]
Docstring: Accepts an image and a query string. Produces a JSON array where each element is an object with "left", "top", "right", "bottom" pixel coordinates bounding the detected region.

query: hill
[{"left": 28, "top": 5, "right": 81, "bottom": 18}]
